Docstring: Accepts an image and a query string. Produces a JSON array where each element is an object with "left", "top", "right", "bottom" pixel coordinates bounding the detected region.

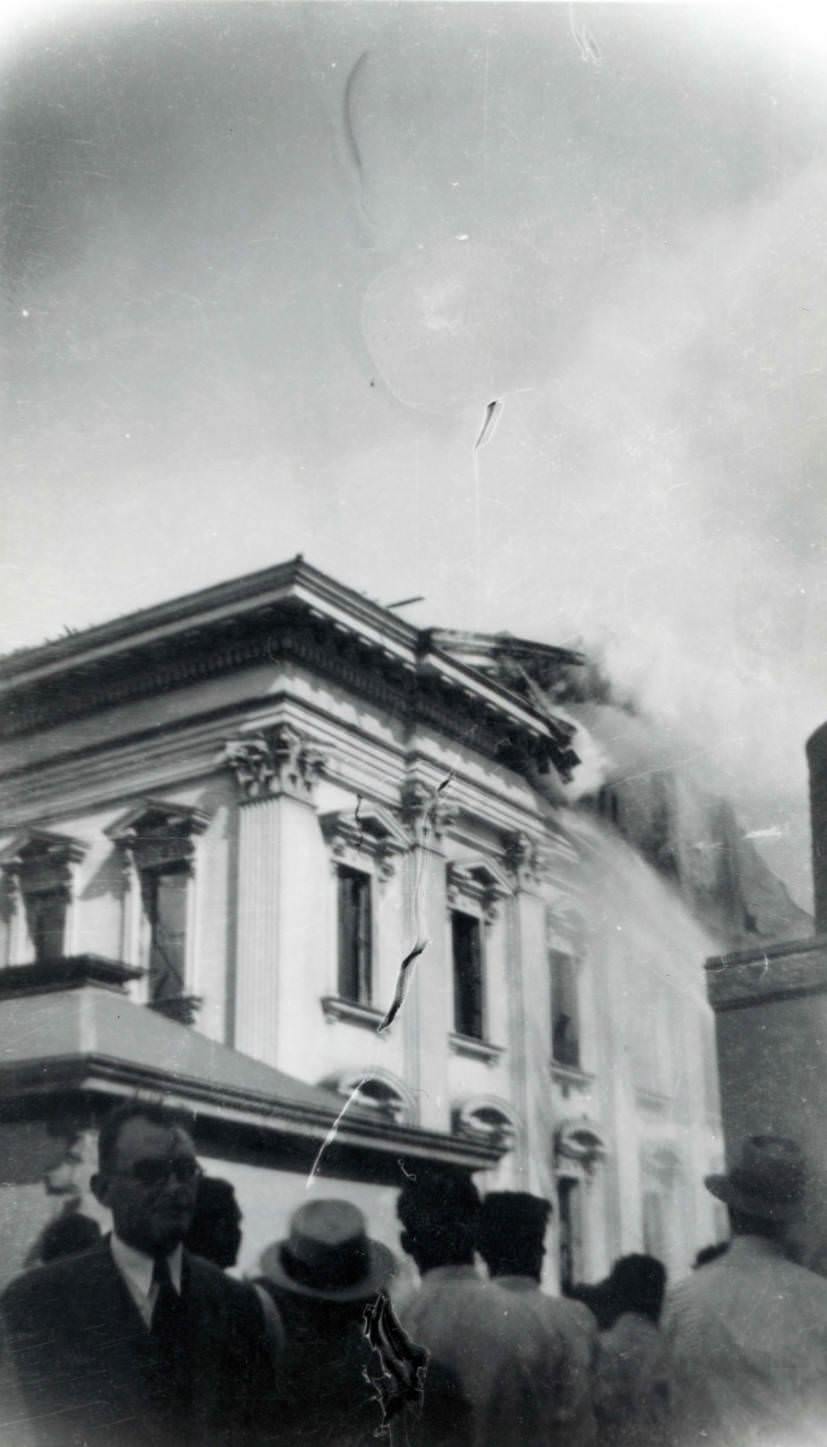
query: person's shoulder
[
  {"left": 779, "top": 1255, "right": 827, "bottom": 1305},
  {"left": 2, "top": 1243, "right": 109, "bottom": 1318}
]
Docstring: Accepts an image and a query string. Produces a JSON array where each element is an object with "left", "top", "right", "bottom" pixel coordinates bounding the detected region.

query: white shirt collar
[{"left": 110, "top": 1234, "right": 184, "bottom": 1298}]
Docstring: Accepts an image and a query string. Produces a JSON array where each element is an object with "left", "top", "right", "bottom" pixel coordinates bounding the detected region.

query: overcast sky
[{"left": 2, "top": 1, "right": 825, "bottom": 906}]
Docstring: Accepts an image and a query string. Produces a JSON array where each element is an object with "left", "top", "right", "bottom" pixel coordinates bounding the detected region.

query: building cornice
[
  {"left": 0, "top": 559, "right": 576, "bottom": 779},
  {"left": 705, "top": 936, "right": 827, "bottom": 1012},
  {"left": 0, "top": 1054, "right": 505, "bottom": 1177}
]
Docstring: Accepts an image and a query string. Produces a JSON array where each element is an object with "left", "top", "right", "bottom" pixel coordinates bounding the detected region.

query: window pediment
[
  {"left": 1, "top": 830, "right": 86, "bottom": 894},
  {"left": 320, "top": 1068, "right": 414, "bottom": 1125},
  {"left": 554, "top": 1116, "right": 608, "bottom": 1175},
  {"left": 452, "top": 1097, "right": 518, "bottom": 1150},
  {"left": 447, "top": 856, "right": 512, "bottom": 920},
  {"left": 106, "top": 799, "right": 208, "bottom": 873},
  {"left": 321, "top": 803, "right": 409, "bottom": 879}
]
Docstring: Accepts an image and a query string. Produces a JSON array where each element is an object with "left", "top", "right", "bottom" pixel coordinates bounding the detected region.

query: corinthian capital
[
  {"left": 224, "top": 724, "right": 326, "bottom": 803},
  {"left": 400, "top": 778, "right": 457, "bottom": 847},
  {"left": 503, "top": 830, "right": 548, "bottom": 890}
]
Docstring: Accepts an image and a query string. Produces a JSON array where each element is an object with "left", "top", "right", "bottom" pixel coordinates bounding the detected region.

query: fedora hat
[
  {"left": 259, "top": 1199, "right": 395, "bottom": 1302},
  {"left": 704, "top": 1135, "right": 805, "bottom": 1222}
]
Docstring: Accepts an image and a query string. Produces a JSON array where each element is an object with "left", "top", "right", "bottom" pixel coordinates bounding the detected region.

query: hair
[
  {"left": 604, "top": 1254, "right": 666, "bottom": 1325},
  {"left": 97, "top": 1100, "right": 193, "bottom": 1174},
  {"left": 476, "top": 1193, "right": 550, "bottom": 1278},
  {"left": 396, "top": 1168, "right": 481, "bottom": 1267},
  {"left": 727, "top": 1206, "right": 783, "bottom": 1241},
  {"left": 39, "top": 1212, "right": 102, "bottom": 1264},
  {"left": 184, "top": 1177, "right": 241, "bottom": 1265}
]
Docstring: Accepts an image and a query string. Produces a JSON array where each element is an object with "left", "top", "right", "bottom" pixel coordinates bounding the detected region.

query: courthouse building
[{"left": 0, "top": 557, "right": 725, "bottom": 1287}]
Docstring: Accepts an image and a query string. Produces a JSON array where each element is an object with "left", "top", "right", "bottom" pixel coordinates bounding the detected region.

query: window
[
  {"left": 642, "top": 1190, "right": 666, "bottom": 1260},
  {"left": 27, "top": 890, "right": 67, "bottom": 963},
  {"left": 550, "top": 950, "right": 580, "bottom": 1067},
  {"left": 106, "top": 800, "right": 207, "bottom": 1012},
  {"left": 141, "top": 865, "right": 189, "bottom": 1003},
  {"left": 0, "top": 831, "right": 86, "bottom": 967},
  {"left": 452, "top": 910, "right": 484, "bottom": 1039},
  {"left": 557, "top": 1178, "right": 584, "bottom": 1290},
  {"left": 337, "top": 866, "right": 372, "bottom": 1004}
]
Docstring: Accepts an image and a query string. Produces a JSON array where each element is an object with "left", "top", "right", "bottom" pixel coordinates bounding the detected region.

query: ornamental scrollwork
[{"left": 224, "top": 723, "right": 326, "bottom": 803}]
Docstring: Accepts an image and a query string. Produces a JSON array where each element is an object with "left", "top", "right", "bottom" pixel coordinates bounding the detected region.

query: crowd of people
[{"left": 2, "top": 1103, "right": 827, "bottom": 1447}]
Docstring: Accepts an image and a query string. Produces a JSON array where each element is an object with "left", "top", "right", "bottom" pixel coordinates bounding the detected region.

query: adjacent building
[{"left": 707, "top": 722, "right": 827, "bottom": 1275}]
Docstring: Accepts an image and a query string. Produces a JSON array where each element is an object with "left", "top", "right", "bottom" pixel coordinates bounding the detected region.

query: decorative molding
[
  {"left": 0, "top": 830, "right": 86, "bottom": 900},
  {"left": 319, "top": 1067, "right": 414, "bottom": 1126},
  {"left": 320, "top": 995, "right": 386, "bottom": 1030},
  {"left": 503, "top": 830, "right": 549, "bottom": 890},
  {"left": 320, "top": 803, "right": 409, "bottom": 881},
  {"left": 0, "top": 589, "right": 565, "bottom": 776},
  {"left": 224, "top": 723, "right": 326, "bottom": 803},
  {"left": 448, "top": 1032, "right": 505, "bottom": 1066},
  {"left": 452, "top": 1096, "right": 517, "bottom": 1150},
  {"left": 705, "top": 937, "right": 827, "bottom": 1012},
  {"left": 399, "top": 779, "right": 458, "bottom": 848},
  {"left": 554, "top": 1117, "right": 608, "bottom": 1177},
  {"left": 640, "top": 1139, "right": 682, "bottom": 1183},
  {"left": 446, "top": 856, "right": 512, "bottom": 923},
  {"left": 106, "top": 799, "right": 209, "bottom": 876}
]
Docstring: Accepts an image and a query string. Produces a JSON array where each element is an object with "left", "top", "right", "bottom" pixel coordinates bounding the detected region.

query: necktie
[{"left": 151, "top": 1254, "right": 182, "bottom": 1341}]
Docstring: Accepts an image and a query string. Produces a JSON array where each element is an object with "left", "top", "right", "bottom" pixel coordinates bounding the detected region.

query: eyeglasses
[{"left": 111, "top": 1158, "right": 203, "bottom": 1188}]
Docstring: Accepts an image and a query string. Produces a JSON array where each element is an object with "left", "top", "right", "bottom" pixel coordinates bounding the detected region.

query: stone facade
[{"left": 0, "top": 558, "right": 723, "bottom": 1286}]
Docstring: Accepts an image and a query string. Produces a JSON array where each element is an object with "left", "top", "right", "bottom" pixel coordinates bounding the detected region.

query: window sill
[
  {"left": 635, "top": 1084, "right": 672, "bottom": 1112},
  {"left": 320, "top": 995, "right": 385, "bottom": 1029},
  {"left": 550, "top": 1060, "right": 594, "bottom": 1088},
  {"left": 449, "top": 1033, "right": 504, "bottom": 1065}
]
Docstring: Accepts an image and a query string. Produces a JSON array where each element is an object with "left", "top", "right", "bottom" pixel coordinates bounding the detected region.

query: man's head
[
  {"left": 396, "top": 1167, "right": 481, "bottom": 1275},
  {"left": 605, "top": 1254, "right": 666, "bottom": 1325},
  {"left": 184, "top": 1177, "right": 243, "bottom": 1269},
  {"left": 477, "top": 1192, "right": 551, "bottom": 1281},
  {"left": 91, "top": 1102, "right": 200, "bottom": 1256},
  {"left": 704, "top": 1135, "right": 804, "bottom": 1235}
]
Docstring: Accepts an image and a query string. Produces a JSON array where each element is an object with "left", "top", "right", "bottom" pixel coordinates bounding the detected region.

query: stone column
[
  {"left": 225, "top": 725, "right": 326, "bottom": 1070},
  {"left": 399, "top": 780, "right": 456, "bottom": 1134},
  {"left": 504, "top": 831, "right": 553, "bottom": 1194}
]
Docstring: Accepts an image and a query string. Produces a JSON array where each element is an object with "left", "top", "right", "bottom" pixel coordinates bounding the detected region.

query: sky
[{"left": 1, "top": 1, "right": 825, "bottom": 907}]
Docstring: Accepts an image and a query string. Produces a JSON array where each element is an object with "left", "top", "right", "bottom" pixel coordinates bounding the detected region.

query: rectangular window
[
  {"left": 550, "top": 950, "right": 580, "bottom": 1067},
  {"left": 642, "top": 1190, "right": 666, "bottom": 1260},
  {"left": 27, "top": 891, "right": 66, "bottom": 964},
  {"left": 452, "top": 911, "right": 484, "bottom": 1039},
  {"left": 337, "top": 866, "right": 372, "bottom": 1004},
  {"left": 142, "top": 866, "right": 188, "bottom": 1002},
  {"left": 557, "top": 1177, "right": 584, "bottom": 1290}
]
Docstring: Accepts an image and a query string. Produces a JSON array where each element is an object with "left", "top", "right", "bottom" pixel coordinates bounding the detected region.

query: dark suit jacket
[{"left": 0, "top": 1240, "right": 277, "bottom": 1447}]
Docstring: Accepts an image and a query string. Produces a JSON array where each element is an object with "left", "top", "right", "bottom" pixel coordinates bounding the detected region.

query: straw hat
[{"left": 259, "top": 1199, "right": 395, "bottom": 1302}]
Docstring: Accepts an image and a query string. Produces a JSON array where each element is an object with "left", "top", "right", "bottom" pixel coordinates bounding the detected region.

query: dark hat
[
  {"left": 478, "top": 1191, "right": 551, "bottom": 1243},
  {"left": 704, "top": 1135, "right": 805, "bottom": 1222},
  {"left": 259, "top": 1199, "right": 395, "bottom": 1302}
]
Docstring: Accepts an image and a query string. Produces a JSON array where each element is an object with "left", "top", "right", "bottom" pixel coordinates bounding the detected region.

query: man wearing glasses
[{"left": 1, "top": 1101, "right": 278, "bottom": 1446}]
